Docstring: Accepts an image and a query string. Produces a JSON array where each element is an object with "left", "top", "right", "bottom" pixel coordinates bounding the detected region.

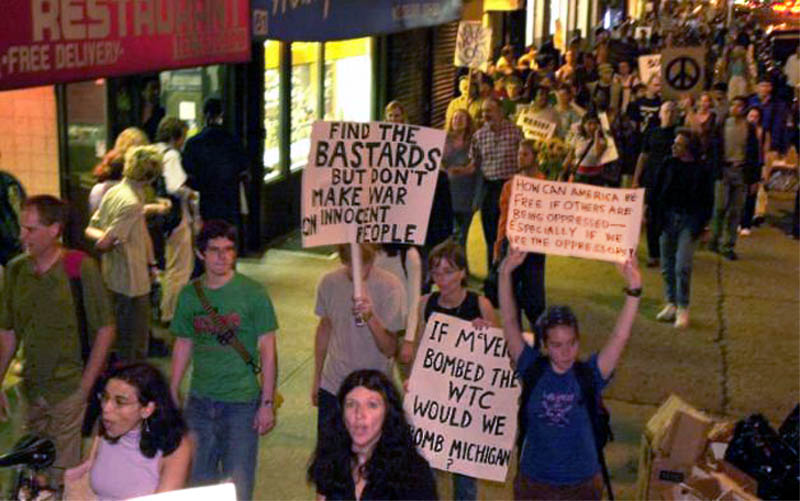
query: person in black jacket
[
  {"left": 308, "top": 369, "right": 437, "bottom": 501},
  {"left": 648, "top": 129, "right": 715, "bottom": 329}
]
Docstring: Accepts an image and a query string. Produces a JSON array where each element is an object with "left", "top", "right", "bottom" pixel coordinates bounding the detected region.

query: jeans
[
  {"left": 711, "top": 179, "right": 746, "bottom": 252},
  {"left": 453, "top": 473, "right": 478, "bottom": 500},
  {"left": 480, "top": 180, "right": 505, "bottom": 271},
  {"left": 317, "top": 388, "right": 339, "bottom": 443},
  {"left": 452, "top": 211, "right": 473, "bottom": 247},
  {"left": 186, "top": 395, "right": 260, "bottom": 501},
  {"left": 659, "top": 212, "right": 698, "bottom": 308}
]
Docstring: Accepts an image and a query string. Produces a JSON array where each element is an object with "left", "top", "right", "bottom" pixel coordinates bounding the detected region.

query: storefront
[
  {"left": 251, "top": 0, "right": 462, "bottom": 244},
  {"left": 0, "top": 0, "right": 251, "bottom": 247}
]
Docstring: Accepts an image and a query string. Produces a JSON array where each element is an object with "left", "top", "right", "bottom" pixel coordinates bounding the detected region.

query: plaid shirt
[{"left": 470, "top": 119, "right": 523, "bottom": 181}]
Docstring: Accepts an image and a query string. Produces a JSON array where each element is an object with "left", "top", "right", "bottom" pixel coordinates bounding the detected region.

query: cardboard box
[
  {"left": 663, "top": 410, "right": 712, "bottom": 465},
  {"left": 650, "top": 457, "right": 690, "bottom": 498},
  {"left": 645, "top": 395, "right": 712, "bottom": 456}
]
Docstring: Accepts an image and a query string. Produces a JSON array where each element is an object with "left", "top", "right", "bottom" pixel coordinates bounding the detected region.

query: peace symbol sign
[{"left": 666, "top": 56, "right": 700, "bottom": 91}]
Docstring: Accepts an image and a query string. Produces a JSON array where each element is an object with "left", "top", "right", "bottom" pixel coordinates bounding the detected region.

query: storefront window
[
  {"left": 264, "top": 40, "right": 282, "bottom": 182},
  {"left": 66, "top": 80, "right": 108, "bottom": 193},
  {"left": 323, "top": 38, "right": 372, "bottom": 122},
  {"left": 290, "top": 42, "right": 321, "bottom": 172},
  {"left": 263, "top": 37, "right": 372, "bottom": 183},
  {"left": 160, "top": 65, "right": 223, "bottom": 138}
]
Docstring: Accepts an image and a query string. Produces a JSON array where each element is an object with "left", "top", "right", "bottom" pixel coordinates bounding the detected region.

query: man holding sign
[
  {"left": 499, "top": 250, "right": 641, "bottom": 500},
  {"left": 312, "top": 244, "right": 406, "bottom": 441}
]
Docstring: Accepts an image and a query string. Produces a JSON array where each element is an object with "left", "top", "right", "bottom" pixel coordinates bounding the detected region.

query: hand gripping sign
[
  {"left": 505, "top": 177, "right": 644, "bottom": 263},
  {"left": 404, "top": 313, "right": 520, "bottom": 482}
]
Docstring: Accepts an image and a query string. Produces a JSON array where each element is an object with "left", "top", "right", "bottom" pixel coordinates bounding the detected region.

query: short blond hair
[
  {"left": 123, "top": 145, "right": 163, "bottom": 182},
  {"left": 113, "top": 127, "right": 149, "bottom": 156}
]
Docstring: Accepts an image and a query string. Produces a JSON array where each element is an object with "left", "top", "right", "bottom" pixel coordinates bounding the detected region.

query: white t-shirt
[{"left": 315, "top": 267, "right": 406, "bottom": 394}]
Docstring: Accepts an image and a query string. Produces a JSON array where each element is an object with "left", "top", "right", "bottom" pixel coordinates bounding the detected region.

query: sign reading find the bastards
[
  {"left": 301, "top": 121, "right": 445, "bottom": 247},
  {"left": 506, "top": 177, "right": 644, "bottom": 263},
  {"left": 404, "top": 313, "right": 520, "bottom": 482}
]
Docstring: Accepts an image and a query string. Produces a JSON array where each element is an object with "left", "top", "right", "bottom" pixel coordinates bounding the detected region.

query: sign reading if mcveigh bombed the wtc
[
  {"left": 301, "top": 121, "right": 445, "bottom": 248},
  {"left": 404, "top": 313, "right": 520, "bottom": 482}
]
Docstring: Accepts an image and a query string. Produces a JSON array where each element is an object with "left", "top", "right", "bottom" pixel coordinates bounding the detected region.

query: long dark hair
[
  {"left": 99, "top": 363, "right": 186, "bottom": 458},
  {"left": 307, "top": 370, "right": 425, "bottom": 496}
]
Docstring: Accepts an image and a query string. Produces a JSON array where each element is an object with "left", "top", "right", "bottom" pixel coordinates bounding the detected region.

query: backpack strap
[
  {"left": 516, "top": 354, "right": 550, "bottom": 452},
  {"left": 574, "top": 361, "right": 614, "bottom": 501},
  {"left": 62, "top": 250, "right": 91, "bottom": 364}
]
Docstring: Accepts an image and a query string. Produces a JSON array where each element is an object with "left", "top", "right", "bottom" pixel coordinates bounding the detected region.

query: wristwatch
[{"left": 623, "top": 286, "right": 643, "bottom": 297}]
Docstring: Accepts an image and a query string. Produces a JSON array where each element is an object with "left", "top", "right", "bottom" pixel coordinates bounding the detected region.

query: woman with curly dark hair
[
  {"left": 64, "top": 363, "right": 192, "bottom": 499},
  {"left": 308, "top": 369, "right": 437, "bottom": 500}
]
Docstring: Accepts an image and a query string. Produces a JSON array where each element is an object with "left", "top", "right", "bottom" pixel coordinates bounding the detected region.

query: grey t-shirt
[{"left": 315, "top": 267, "right": 406, "bottom": 394}]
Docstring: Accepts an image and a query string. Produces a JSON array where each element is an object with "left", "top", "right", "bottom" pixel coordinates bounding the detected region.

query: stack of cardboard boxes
[{"left": 636, "top": 395, "right": 759, "bottom": 500}]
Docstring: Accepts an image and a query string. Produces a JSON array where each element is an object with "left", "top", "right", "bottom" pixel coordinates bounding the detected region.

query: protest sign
[
  {"left": 517, "top": 109, "right": 557, "bottom": 142},
  {"left": 506, "top": 177, "right": 644, "bottom": 263},
  {"left": 454, "top": 22, "right": 492, "bottom": 68},
  {"left": 638, "top": 54, "right": 661, "bottom": 84},
  {"left": 404, "top": 313, "right": 520, "bottom": 482},
  {"left": 661, "top": 47, "right": 705, "bottom": 100},
  {"left": 598, "top": 112, "right": 619, "bottom": 165},
  {"left": 301, "top": 121, "right": 444, "bottom": 248}
]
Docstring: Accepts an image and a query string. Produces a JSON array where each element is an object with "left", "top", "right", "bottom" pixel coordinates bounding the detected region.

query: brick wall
[{"left": 0, "top": 86, "right": 59, "bottom": 197}]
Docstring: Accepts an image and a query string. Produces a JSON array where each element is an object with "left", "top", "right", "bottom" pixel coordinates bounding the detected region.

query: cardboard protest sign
[
  {"left": 517, "top": 109, "right": 557, "bottom": 142},
  {"left": 404, "top": 313, "right": 520, "bottom": 482},
  {"left": 454, "top": 22, "right": 492, "bottom": 68},
  {"left": 598, "top": 112, "right": 619, "bottom": 165},
  {"left": 506, "top": 177, "right": 644, "bottom": 263},
  {"left": 638, "top": 54, "right": 661, "bottom": 84},
  {"left": 661, "top": 47, "right": 706, "bottom": 100},
  {"left": 302, "top": 121, "right": 445, "bottom": 248}
]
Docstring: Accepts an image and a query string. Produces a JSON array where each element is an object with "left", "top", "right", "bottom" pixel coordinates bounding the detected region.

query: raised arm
[
  {"left": 499, "top": 249, "right": 528, "bottom": 362},
  {"left": 597, "top": 258, "right": 642, "bottom": 379}
]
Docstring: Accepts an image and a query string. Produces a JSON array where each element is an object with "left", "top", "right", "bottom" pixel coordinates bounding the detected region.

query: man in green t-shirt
[
  {"left": 0, "top": 195, "right": 115, "bottom": 483},
  {"left": 170, "top": 219, "right": 278, "bottom": 501}
]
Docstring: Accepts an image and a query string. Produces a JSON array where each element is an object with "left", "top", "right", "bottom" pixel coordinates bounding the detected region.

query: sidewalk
[{"left": 0, "top": 198, "right": 795, "bottom": 499}]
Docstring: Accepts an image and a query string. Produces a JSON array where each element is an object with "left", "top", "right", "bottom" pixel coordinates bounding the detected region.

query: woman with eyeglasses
[
  {"left": 406, "top": 239, "right": 496, "bottom": 500},
  {"left": 64, "top": 363, "right": 192, "bottom": 500}
]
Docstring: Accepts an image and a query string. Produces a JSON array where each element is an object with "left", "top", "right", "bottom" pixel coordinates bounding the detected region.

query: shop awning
[
  {"left": 0, "top": 0, "right": 251, "bottom": 92},
  {"left": 251, "top": 0, "right": 463, "bottom": 41}
]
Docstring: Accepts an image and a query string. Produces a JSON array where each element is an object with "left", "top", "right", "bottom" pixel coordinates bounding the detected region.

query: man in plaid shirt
[{"left": 470, "top": 97, "right": 523, "bottom": 269}]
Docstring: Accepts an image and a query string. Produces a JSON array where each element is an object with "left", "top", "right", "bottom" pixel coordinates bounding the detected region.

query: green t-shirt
[
  {"left": 172, "top": 273, "right": 278, "bottom": 402},
  {"left": 0, "top": 252, "right": 113, "bottom": 403}
]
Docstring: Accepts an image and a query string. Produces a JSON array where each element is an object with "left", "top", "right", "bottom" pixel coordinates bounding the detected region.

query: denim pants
[
  {"left": 453, "top": 472, "right": 478, "bottom": 500},
  {"left": 186, "top": 395, "right": 260, "bottom": 500},
  {"left": 659, "top": 212, "right": 698, "bottom": 308},
  {"left": 711, "top": 179, "right": 746, "bottom": 252}
]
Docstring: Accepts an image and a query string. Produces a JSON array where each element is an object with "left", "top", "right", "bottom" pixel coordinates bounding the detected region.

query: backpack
[{"left": 517, "top": 356, "right": 615, "bottom": 500}]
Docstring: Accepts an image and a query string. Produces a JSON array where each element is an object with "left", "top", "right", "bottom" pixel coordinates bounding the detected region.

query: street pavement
[{"left": 0, "top": 198, "right": 796, "bottom": 499}]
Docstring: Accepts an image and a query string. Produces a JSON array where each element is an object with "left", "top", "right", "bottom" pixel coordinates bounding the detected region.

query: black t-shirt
[
  {"left": 641, "top": 126, "right": 676, "bottom": 188},
  {"left": 424, "top": 291, "right": 482, "bottom": 322},
  {"left": 627, "top": 96, "right": 662, "bottom": 134}
]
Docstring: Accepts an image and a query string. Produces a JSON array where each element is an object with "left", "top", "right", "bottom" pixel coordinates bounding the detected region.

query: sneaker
[
  {"left": 723, "top": 250, "right": 738, "bottom": 261},
  {"left": 739, "top": 228, "right": 751, "bottom": 236},
  {"left": 656, "top": 304, "right": 677, "bottom": 322},
  {"left": 646, "top": 257, "right": 660, "bottom": 268},
  {"left": 674, "top": 308, "right": 690, "bottom": 329}
]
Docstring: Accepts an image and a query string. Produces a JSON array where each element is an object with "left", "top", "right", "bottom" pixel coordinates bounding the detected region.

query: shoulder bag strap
[
  {"left": 192, "top": 280, "right": 261, "bottom": 375},
  {"left": 574, "top": 361, "right": 614, "bottom": 500},
  {"left": 63, "top": 251, "right": 90, "bottom": 365}
]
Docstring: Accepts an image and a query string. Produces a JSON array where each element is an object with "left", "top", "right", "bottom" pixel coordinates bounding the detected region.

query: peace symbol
[{"left": 665, "top": 56, "right": 700, "bottom": 91}]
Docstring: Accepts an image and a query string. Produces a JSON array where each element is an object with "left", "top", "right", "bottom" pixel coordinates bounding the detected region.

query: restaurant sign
[{"left": 0, "top": 0, "right": 251, "bottom": 91}]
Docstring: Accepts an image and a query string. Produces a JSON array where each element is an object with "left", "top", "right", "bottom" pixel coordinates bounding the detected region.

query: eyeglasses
[{"left": 97, "top": 392, "right": 138, "bottom": 409}]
